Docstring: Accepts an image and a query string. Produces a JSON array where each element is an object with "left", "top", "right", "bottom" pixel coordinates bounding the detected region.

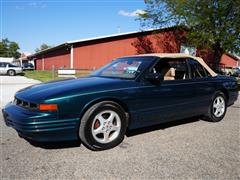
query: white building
[{"left": 0, "top": 57, "right": 15, "bottom": 63}]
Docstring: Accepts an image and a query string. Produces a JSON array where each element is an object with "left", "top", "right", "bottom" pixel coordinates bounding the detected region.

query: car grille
[{"left": 14, "top": 98, "right": 38, "bottom": 110}]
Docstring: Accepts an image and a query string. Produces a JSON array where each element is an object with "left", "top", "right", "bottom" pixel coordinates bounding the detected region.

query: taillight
[{"left": 39, "top": 104, "right": 58, "bottom": 111}]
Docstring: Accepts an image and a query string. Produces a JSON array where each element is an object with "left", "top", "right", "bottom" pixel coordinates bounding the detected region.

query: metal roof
[{"left": 67, "top": 28, "right": 156, "bottom": 44}]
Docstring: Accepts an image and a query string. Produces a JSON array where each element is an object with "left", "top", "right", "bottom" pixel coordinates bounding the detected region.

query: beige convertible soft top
[{"left": 125, "top": 53, "right": 217, "bottom": 77}]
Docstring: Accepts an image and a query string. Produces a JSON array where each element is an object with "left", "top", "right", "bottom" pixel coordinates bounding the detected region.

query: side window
[
  {"left": 0, "top": 63, "right": 7, "bottom": 67},
  {"left": 151, "top": 58, "right": 190, "bottom": 80},
  {"left": 8, "top": 64, "right": 17, "bottom": 67},
  {"left": 188, "top": 59, "right": 208, "bottom": 78}
]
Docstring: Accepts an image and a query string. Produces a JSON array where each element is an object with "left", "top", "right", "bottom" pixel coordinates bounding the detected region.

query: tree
[
  {"left": 0, "top": 38, "right": 21, "bottom": 59},
  {"left": 35, "top": 43, "right": 52, "bottom": 52},
  {"left": 140, "top": 0, "right": 240, "bottom": 69}
]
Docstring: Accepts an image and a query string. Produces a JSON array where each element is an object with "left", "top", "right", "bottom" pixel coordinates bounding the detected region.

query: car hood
[{"left": 15, "top": 77, "right": 137, "bottom": 103}]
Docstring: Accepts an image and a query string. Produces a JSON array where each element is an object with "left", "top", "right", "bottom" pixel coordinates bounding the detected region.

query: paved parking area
[
  {"left": 0, "top": 76, "right": 41, "bottom": 108},
  {"left": 0, "top": 76, "right": 239, "bottom": 179}
]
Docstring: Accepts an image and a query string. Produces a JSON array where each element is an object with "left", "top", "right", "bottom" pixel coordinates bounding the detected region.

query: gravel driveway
[{"left": 0, "top": 76, "right": 239, "bottom": 179}]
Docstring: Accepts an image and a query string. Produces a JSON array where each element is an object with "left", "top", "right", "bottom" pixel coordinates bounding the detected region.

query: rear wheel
[
  {"left": 79, "top": 101, "right": 127, "bottom": 151},
  {"left": 7, "top": 70, "right": 16, "bottom": 76},
  {"left": 204, "top": 92, "right": 227, "bottom": 122}
]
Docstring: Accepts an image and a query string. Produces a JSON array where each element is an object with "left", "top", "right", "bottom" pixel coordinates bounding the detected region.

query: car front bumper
[{"left": 2, "top": 102, "right": 79, "bottom": 142}]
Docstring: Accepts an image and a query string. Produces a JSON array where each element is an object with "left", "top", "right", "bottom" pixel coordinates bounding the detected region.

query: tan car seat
[{"left": 163, "top": 67, "right": 175, "bottom": 80}]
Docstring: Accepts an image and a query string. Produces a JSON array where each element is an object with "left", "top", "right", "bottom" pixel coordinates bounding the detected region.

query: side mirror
[{"left": 145, "top": 73, "right": 163, "bottom": 84}]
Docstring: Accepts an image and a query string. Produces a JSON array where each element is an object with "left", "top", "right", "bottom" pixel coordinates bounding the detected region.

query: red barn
[
  {"left": 220, "top": 53, "right": 239, "bottom": 67},
  {"left": 28, "top": 26, "right": 239, "bottom": 70}
]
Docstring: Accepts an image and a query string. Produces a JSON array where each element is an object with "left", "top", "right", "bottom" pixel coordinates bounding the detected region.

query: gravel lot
[{"left": 0, "top": 76, "right": 240, "bottom": 179}]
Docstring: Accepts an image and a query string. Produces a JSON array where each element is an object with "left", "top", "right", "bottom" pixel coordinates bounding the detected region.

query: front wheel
[
  {"left": 204, "top": 92, "right": 227, "bottom": 122},
  {"left": 79, "top": 101, "right": 127, "bottom": 151}
]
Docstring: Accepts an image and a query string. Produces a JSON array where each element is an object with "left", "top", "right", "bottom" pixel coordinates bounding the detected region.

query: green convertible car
[{"left": 2, "top": 53, "right": 238, "bottom": 150}]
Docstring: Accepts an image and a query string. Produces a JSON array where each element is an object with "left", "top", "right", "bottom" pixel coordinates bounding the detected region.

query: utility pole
[{"left": 117, "top": 26, "right": 121, "bottom": 34}]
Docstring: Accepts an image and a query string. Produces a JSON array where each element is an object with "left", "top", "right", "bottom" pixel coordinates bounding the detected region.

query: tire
[
  {"left": 204, "top": 92, "right": 227, "bottom": 122},
  {"left": 79, "top": 101, "right": 128, "bottom": 151},
  {"left": 7, "top": 70, "right": 16, "bottom": 76}
]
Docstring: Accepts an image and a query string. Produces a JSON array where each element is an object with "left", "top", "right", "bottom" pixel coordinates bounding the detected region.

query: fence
[{"left": 50, "top": 66, "right": 94, "bottom": 80}]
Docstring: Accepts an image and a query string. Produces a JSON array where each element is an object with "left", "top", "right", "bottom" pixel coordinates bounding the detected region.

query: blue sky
[{"left": 1, "top": 0, "right": 147, "bottom": 53}]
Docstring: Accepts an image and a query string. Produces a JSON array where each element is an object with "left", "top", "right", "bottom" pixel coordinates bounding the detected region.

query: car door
[
  {"left": 133, "top": 58, "right": 199, "bottom": 128},
  {"left": 187, "top": 58, "right": 216, "bottom": 114}
]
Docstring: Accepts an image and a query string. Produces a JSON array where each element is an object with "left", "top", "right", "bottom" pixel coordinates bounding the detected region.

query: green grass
[
  {"left": 24, "top": 70, "right": 90, "bottom": 82},
  {"left": 24, "top": 71, "right": 54, "bottom": 82}
]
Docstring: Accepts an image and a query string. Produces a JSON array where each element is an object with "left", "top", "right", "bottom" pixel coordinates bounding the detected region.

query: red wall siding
[
  {"left": 220, "top": 54, "right": 238, "bottom": 67},
  {"left": 73, "top": 31, "right": 180, "bottom": 69},
  {"left": 73, "top": 38, "right": 136, "bottom": 69},
  {"left": 35, "top": 48, "right": 70, "bottom": 70},
  {"left": 36, "top": 58, "right": 42, "bottom": 70}
]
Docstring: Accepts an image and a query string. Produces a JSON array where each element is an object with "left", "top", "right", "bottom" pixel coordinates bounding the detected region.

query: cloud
[
  {"left": 28, "top": 2, "right": 47, "bottom": 8},
  {"left": 15, "top": 2, "right": 47, "bottom": 10},
  {"left": 118, "top": 9, "right": 146, "bottom": 17},
  {"left": 15, "top": 6, "right": 25, "bottom": 10},
  {"left": 28, "top": 2, "right": 37, "bottom": 6}
]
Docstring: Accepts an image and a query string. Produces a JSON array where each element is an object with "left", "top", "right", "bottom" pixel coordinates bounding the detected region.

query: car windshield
[{"left": 91, "top": 57, "right": 154, "bottom": 79}]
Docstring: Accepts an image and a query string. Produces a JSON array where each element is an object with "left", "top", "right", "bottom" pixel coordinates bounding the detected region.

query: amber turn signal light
[{"left": 39, "top": 104, "right": 58, "bottom": 111}]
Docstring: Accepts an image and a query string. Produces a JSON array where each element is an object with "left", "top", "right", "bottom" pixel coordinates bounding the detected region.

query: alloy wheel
[
  {"left": 91, "top": 110, "right": 121, "bottom": 144},
  {"left": 213, "top": 96, "right": 225, "bottom": 117}
]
